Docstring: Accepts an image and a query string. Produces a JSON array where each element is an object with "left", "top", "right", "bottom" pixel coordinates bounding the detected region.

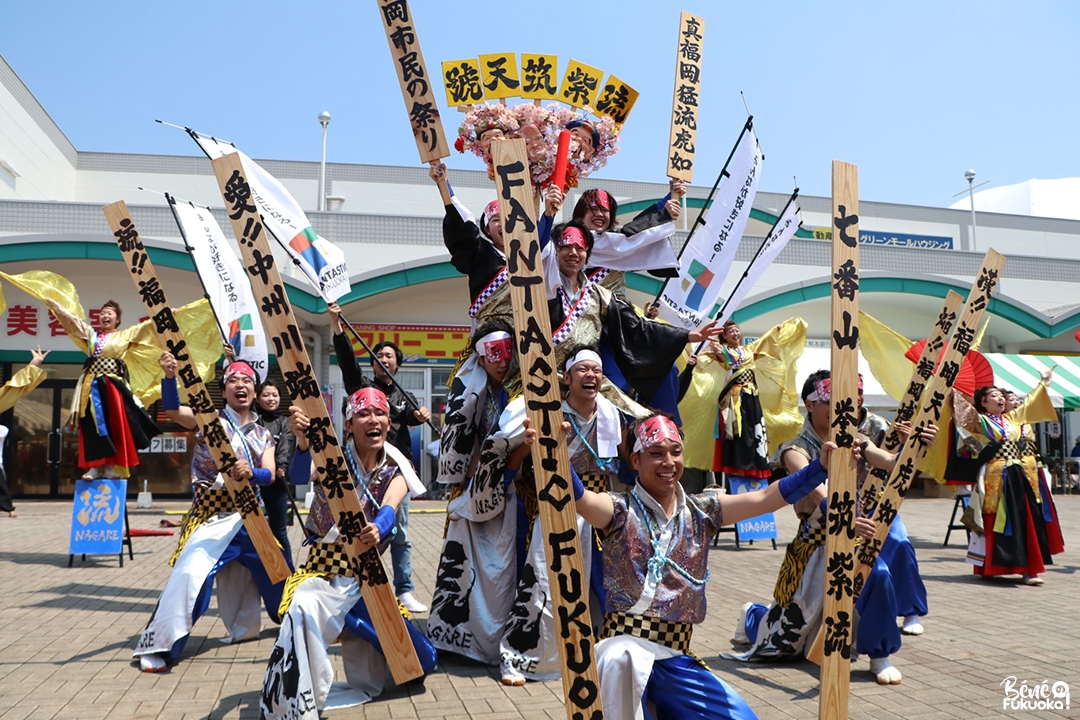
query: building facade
[{"left": 3, "top": 53, "right": 1080, "bottom": 496}]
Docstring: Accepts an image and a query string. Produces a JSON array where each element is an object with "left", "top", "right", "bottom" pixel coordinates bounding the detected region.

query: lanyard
[{"left": 629, "top": 490, "right": 709, "bottom": 587}]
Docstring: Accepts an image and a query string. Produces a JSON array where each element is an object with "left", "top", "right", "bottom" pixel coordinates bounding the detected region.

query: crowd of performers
[{"left": 0, "top": 168, "right": 1068, "bottom": 719}]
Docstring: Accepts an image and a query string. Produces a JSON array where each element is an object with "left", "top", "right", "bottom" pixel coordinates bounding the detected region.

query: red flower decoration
[{"left": 454, "top": 136, "right": 465, "bottom": 153}]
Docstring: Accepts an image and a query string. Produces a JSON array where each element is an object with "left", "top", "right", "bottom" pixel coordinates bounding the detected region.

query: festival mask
[
  {"left": 346, "top": 387, "right": 390, "bottom": 420},
  {"left": 483, "top": 200, "right": 499, "bottom": 227},
  {"left": 557, "top": 226, "right": 588, "bottom": 251},
  {"left": 476, "top": 331, "right": 513, "bottom": 363},
  {"left": 633, "top": 415, "right": 682, "bottom": 453}
]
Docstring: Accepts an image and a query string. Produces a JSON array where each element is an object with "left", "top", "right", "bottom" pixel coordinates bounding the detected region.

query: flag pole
[
  {"left": 285, "top": 259, "right": 440, "bottom": 440},
  {"left": 653, "top": 115, "right": 754, "bottom": 305},
  {"left": 691, "top": 187, "right": 799, "bottom": 355},
  {"left": 164, "top": 193, "right": 230, "bottom": 348}
]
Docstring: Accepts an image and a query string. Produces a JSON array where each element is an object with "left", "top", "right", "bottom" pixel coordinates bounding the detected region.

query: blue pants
[
  {"left": 643, "top": 655, "right": 758, "bottom": 720},
  {"left": 260, "top": 480, "right": 293, "bottom": 559},
  {"left": 169, "top": 527, "right": 289, "bottom": 660},
  {"left": 877, "top": 516, "right": 928, "bottom": 618},
  {"left": 343, "top": 593, "right": 438, "bottom": 676}
]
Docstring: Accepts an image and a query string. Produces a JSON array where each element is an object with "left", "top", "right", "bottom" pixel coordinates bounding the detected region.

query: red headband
[
  {"left": 558, "top": 226, "right": 588, "bottom": 250},
  {"left": 346, "top": 387, "right": 390, "bottom": 419},
  {"left": 483, "top": 200, "right": 499, "bottom": 227},
  {"left": 809, "top": 376, "right": 863, "bottom": 403},
  {"left": 593, "top": 190, "right": 611, "bottom": 211},
  {"left": 224, "top": 361, "right": 257, "bottom": 382},
  {"left": 476, "top": 332, "right": 513, "bottom": 363},
  {"left": 633, "top": 415, "right": 682, "bottom": 452}
]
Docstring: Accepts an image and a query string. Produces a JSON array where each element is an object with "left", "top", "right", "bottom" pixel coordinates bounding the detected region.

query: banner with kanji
[
  {"left": 657, "top": 126, "right": 762, "bottom": 330},
  {"left": 191, "top": 134, "right": 352, "bottom": 302},
  {"left": 169, "top": 197, "right": 269, "bottom": 377}
]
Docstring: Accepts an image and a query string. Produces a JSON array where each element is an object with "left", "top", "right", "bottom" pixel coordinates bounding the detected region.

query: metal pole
[
  {"left": 965, "top": 169, "right": 978, "bottom": 253},
  {"left": 318, "top": 111, "right": 331, "bottom": 212}
]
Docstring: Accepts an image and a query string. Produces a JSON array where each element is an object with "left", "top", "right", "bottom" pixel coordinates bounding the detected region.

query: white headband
[
  {"left": 565, "top": 349, "right": 603, "bottom": 372},
  {"left": 474, "top": 331, "right": 512, "bottom": 360}
]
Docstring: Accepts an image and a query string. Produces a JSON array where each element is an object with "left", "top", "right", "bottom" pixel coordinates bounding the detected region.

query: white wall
[{"left": 0, "top": 82, "right": 76, "bottom": 201}]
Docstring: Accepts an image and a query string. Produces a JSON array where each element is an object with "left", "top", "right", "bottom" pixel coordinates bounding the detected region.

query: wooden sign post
[
  {"left": 859, "top": 290, "right": 964, "bottom": 517},
  {"left": 667, "top": 11, "right": 704, "bottom": 182},
  {"left": 853, "top": 250, "right": 1005, "bottom": 590},
  {"left": 210, "top": 154, "right": 424, "bottom": 685},
  {"left": 819, "top": 160, "right": 860, "bottom": 720},
  {"left": 491, "top": 138, "right": 603, "bottom": 720},
  {"left": 376, "top": 0, "right": 451, "bottom": 203},
  {"left": 102, "top": 200, "right": 291, "bottom": 585}
]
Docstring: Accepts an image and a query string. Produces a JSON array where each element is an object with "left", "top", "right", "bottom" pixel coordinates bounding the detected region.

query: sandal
[{"left": 1022, "top": 575, "right": 1044, "bottom": 586}]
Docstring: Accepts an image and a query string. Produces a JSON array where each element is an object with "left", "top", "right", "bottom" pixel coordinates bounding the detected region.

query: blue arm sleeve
[
  {"left": 503, "top": 468, "right": 517, "bottom": 492},
  {"left": 777, "top": 457, "right": 827, "bottom": 504},
  {"left": 288, "top": 448, "right": 312, "bottom": 485},
  {"left": 373, "top": 504, "right": 396, "bottom": 540},
  {"left": 250, "top": 467, "right": 272, "bottom": 486},
  {"left": 538, "top": 213, "right": 553, "bottom": 250},
  {"left": 571, "top": 465, "right": 585, "bottom": 501},
  {"left": 654, "top": 192, "right": 672, "bottom": 210},
  {"left": 161, "top": 376, "right": 181, "bottom": 411}
]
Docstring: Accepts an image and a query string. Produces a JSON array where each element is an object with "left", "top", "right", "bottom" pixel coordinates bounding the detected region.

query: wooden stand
[
  {"left": 210, "top": 153, "right": 423, "bottom": 685},
  {"left": 102, "top": 200, "right": 291, "bottom": 585},
  {"left": 818, "top": 160, "right": 861, "bottom": 720},
  {"left": 492, "top": 138, "right": 603, "bottom": 720}
]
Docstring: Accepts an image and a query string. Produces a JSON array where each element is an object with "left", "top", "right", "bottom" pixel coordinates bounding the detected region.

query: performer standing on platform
[
  {"left": 725, "top": 371, "right": 935, "bottom": 685},
  {"left": 134, "top": 355, "right": 288, "bottom": 673},
  {"left": 47, "top": 299, "right": 159, "bottom": 480},
  {"left": 328, "top": 303, "right": 431, "bottom": 614},
  {"left": 261, "top": 387, "right": 436, "bottom": 718},
  {"left": 959, "top": 371, "right": 1063, "bottom": 585},
  {"left": 553, "top": 412, "right": 832, "bottom": 720}
]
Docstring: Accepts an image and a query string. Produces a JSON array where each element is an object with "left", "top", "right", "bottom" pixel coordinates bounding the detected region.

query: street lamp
[
  {"left": 953, "top": 169, "right": 989, "bottom": 252},
  {"left": 318, "top": 111, "right": 331, "bottom": 212}
]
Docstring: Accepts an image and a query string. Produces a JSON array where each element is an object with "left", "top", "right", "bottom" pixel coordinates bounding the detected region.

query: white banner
[
  {"left": 169, "top": 197, "right": 270, "bottom": 377},
  {"left": 715, "top": 195, "right": 801, "bottom": 326},
  {"left": 191, "top": 134, "right": 352, "bottom": 302},
  {"left": 658, "top": 127, "right": 762, "bottom": 330}
]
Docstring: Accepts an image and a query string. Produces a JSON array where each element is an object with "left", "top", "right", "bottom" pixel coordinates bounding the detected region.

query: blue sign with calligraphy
[
  {"left": 69, "top": 479, "right": 127, "bottom": 555},
  {"left": 729, "top": 477, "right": 778, "bottom": 540}
]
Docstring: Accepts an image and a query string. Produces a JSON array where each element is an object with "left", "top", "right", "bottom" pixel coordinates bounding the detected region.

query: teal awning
[{"left": 983, "top": 353, "right": 1080, "bottom": 409}]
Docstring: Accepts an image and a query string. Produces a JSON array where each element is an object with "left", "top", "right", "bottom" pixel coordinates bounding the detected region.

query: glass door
[{"left": 4, "top": 379, "right": 78, "bottom": 497}]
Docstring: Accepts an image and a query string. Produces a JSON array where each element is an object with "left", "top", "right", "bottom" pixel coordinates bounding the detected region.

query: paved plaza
[{"left": 0, "top": 488, "right": 1077, "bottom": 719}]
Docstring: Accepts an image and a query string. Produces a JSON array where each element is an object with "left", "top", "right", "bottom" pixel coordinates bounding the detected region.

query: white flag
[
  {"left": 169, "top": 197, "right": 270, "bottom": 377},
  {"left": 658, "top": 127, "right": 762, "bottom": 330},
  {"left": 192, "top": 134, "right": 352, "bottom": 302},
  {"left": 715, "top": 195, "right": 801, "bottom": 326}
]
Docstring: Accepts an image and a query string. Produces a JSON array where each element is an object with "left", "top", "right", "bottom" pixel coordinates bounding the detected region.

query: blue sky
[{"left": 4, "top": 1, "right": 1077, "bottom": 207}]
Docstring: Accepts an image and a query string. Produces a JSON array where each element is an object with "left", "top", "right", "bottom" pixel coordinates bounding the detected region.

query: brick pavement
[{"left": 1, "top": 489, "right": 1077, "bottom": 719}]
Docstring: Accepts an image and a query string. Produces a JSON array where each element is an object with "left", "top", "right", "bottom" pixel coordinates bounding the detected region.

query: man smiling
[{"left": 565, "top": 413, "right": 834, "bottom": 719}]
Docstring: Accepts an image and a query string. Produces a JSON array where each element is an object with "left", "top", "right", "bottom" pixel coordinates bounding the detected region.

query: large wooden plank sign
[
  {"left": 820, "top": 160, "right": 860, "bottom": 720},
  {"left": 376, "top": 0, "right": 449, "bottom": 163},
  {"left": 667, "top": 11, "right": 705, "bottom": 181},
  {"left": 210, "top": 154, "right": 424, "bottom": 685},
  {"left": 102, "top": 200, "right": 291, "bottom": 585},
  {"left": 859, "top": 290, "right": 964, "bottom": 518},
  {"left": 491, "top": 138, "right": 603, "bottom": 720},
  {"left": 853, "top": 250, "right": 1006, "bottom": 589}
]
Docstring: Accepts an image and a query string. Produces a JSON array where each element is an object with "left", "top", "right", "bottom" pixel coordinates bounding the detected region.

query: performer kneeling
[
  {"left": 260, "top": 388, "right": 436, "bottom": 719},
  {"left": 534, "top": 412, "right": 833, "bottom": 720},
  {"left": 134, "top": 355, "right": 289, "bottom": 673}
]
